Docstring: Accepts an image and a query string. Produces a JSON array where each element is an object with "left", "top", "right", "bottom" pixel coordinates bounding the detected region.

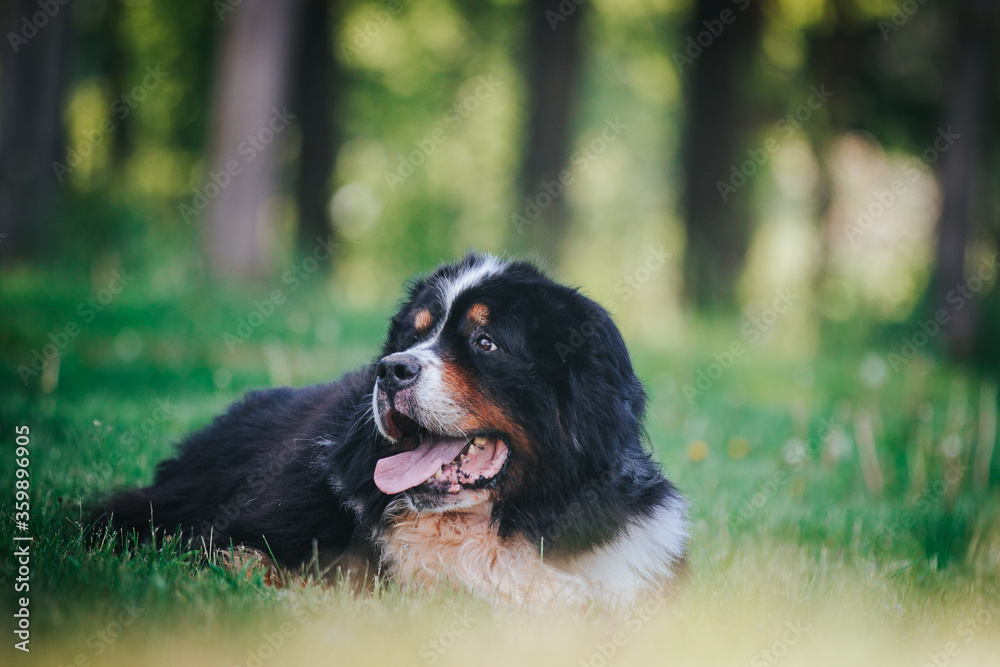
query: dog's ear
[
  {"left": 506, "top": 291, "right": 652, "bottom": 552},
  {"left": 555, "top": 297, "right": 647, "bottom": 466}
]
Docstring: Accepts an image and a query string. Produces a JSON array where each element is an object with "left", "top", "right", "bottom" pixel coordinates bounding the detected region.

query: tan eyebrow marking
[
  {"left": 414, "top": 309, "right": 433, "bottom": 333},
  {"left": 467, "top": 303, "right": 490, "bottom": 326}
]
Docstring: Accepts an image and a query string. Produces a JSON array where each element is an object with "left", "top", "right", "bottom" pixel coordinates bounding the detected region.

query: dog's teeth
[{"left": 473, "top": 437, "right": 487, "bottom": 445}]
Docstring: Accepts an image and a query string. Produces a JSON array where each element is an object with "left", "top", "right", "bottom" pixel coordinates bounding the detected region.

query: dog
[{"left": 92, "top": 253, "right": 687, "bottom": 606}]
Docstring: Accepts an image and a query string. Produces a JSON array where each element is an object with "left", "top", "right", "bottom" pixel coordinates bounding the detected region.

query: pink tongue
[{"left": 374, "top": 435, "right": 469, "bottom": 494}]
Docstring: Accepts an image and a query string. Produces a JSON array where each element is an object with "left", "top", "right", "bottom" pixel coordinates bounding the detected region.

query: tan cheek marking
[
  {"left": 439, "top": 360, "right": 537, "bottom": 485},
  {"left": 414, "top": 309, "right": 432, "bottom": 333},
  {"left": 467, "top": 303, "right": 490, "bottom": 326}
]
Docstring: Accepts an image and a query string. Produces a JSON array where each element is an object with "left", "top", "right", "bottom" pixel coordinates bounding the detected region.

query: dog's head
[{"left": 371, "top": 253, "right": 648, "bottom": 530}]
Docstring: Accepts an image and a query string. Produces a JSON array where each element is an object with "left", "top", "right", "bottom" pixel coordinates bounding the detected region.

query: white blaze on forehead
[
  {"left": 436, "top": 254, "right": 505, "bottom": 324},
  {"left": 410, "top": 254, "right": 507, "bottom": 349}
]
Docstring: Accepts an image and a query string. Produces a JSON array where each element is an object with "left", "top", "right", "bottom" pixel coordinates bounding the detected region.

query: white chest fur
[{"left": 379, "top": 499, "right": 687, "bottom": 607}]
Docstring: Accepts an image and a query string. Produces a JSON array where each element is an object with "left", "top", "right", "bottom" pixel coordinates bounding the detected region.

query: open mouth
[{"left": 374, "top": 411, "right": 509, "bottom": 496}]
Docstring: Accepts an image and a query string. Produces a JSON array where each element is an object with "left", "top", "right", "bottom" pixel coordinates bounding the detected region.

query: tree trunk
[
  {"left": 205, "top": 0, "right": 303, "bottom": 280},
  {"left": 0, "top": 0, "right": 70, "bottom": 264},
  {"left": 928, "top": 0, "right": 994, "bottom": 360},
  {"left": 810, "top": 0, "right": 861, "bottom": 306},
  {"left": 517, "top": 0, "right": 585, "bottom": 260},
  {"left": 292, "top": 0, "right": 338, "bottom": 256},
  {"left": 680, "top": 0, "right": 763, "bottom": 309}
]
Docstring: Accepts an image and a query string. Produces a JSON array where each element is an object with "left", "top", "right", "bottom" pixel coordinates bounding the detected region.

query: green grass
[{"left": 2, "top": 269, "right": 1000, "bottom": 666}]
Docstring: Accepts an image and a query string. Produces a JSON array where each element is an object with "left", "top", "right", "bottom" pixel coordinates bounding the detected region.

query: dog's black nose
[{"left": 376, "top": 354, "right": 421, "bottom": 394}]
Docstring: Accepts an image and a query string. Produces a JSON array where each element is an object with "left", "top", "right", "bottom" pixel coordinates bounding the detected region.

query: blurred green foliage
[{"left": 30, "top": 0, "right": 994, "bottom": 343}]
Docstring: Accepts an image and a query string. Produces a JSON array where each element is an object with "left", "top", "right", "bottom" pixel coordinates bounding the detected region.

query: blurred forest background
[
  {"left": 5, "top": 1, "right": 1000, "bottom": 656},
  {"left": 2, "top": 0, "right": 998, "bottom": 362}
]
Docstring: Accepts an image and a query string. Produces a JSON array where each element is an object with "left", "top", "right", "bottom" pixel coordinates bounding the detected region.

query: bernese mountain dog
[{"left": 92, "top": 253, "right": 687, "bottom": 606}]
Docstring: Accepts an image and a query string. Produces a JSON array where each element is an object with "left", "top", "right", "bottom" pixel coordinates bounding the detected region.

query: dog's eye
[{"left": 474, "top": 335, "right": 498, "bottom": 352}]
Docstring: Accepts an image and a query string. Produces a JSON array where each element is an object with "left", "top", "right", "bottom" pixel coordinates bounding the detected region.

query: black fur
[{"left": 91, "top": 253, "right": 681, "bottom": 574}]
